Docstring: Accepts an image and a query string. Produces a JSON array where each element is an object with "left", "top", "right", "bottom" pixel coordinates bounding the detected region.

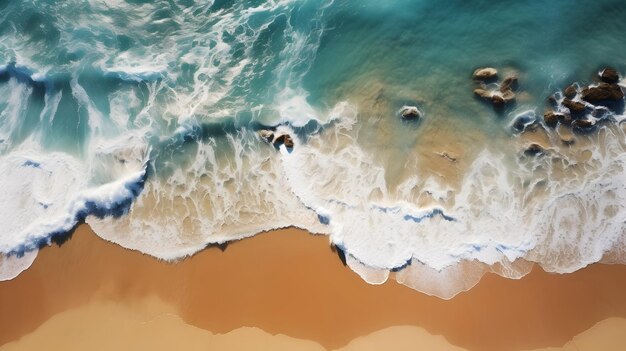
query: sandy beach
[{"left": 1, "top": 225, "right": 626, "bottom": 351}]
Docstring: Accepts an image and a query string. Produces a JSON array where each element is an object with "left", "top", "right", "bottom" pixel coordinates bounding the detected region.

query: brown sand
[
  {"left": 2, "top": 297, "right": 625, "bottom": 351},
  {"left": 2, "top": 225, "right": 626, "bottom": 351}
]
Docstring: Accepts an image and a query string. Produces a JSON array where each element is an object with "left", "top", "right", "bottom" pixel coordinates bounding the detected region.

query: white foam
[
  {"left": 0, "top": 150, "right": 87, "bottom": 253},
  {"left": 345, "top": 253, "right": 390, "bottom": 285},
  {"left": 0, "top": 109, "right": 149, "bottom": 255},
  {"left": 0, "top": 250, "right": 38, "bottom": 281},
  {"left": 88, "top": 130, "right": 327, "bottom": 261},
  {"left": 276, "top": 91, "right": 322, "bottom": 127},
  {"left": 275, "top": 100, "right": 625, "bottom": 294}
]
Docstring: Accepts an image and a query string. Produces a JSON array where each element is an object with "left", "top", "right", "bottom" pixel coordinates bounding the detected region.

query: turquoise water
[{"left": 0, "top": 0, "right": 625, "bottom": 297}]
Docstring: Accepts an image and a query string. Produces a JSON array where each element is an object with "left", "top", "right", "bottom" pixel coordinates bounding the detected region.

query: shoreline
[{"left": 2, "top": 224, "right": 626, "bottom": 350}]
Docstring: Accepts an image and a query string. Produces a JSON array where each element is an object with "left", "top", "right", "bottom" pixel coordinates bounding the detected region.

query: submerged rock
[
  {"left": 572, "top": 118, "right": 595, "bottom": 132},
  {"left": 561, "top": 134, "right": 575, "bottom": 145},
  {"left": 400, "top": 105, "right": 422, "bottom": 120},
  {"left": 547, "top": 94, "right": 559, "bottom": 106},
  {"left": 510, "top": 111, "right": 537, "bottom": 133},
  {"left": 600, "top": 68, "right": 620, "bottom": 84},
  {"left": 524, "top": 143, "right": 546, "bottom": 156},
  {"left": 563, "top": 85, "right": 577, "bottom": 99},
  {"left": 473, "top": 67, "right": 498, "bottom": 81},
  {"left": 581, "top": 83, "right": 624, "bottom": 103},
  {"left": 591, "top": 105, "right": 612, "bottom": 120},
  {"left": 557, "top": 124, "right": 576, "bottom": 145},
  {"left": 473, "top": 88, "right": 492, "bottom": 99},
  {"left": 258, "top": 129, "right": 274, "bottom": 143}
]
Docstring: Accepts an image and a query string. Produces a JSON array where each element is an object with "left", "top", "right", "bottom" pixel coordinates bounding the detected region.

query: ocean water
[{"left": 1, "top": 0, "right": 625, "bottom": 298}]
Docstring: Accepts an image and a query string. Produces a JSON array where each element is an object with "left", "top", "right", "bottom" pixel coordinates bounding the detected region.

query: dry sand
[{"left": 1, "top": 225, "right": 626, "bottom": 351}]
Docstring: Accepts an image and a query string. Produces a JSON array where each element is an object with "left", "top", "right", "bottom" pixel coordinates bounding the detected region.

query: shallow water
[{"left": 0, "top": 0, "right": 625, "bottom": 298}]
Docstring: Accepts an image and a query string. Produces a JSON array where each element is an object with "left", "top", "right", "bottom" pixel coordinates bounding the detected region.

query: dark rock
[
  {"left": 581, "top": 83, "right": 624, "bottom": 103},
  {"left": 564, "top": 85, "right": 577, "bottom": 99},
  {"left": 543, "top": 111, "right": 561, "bottom": 127},
  {"left": 557, "top": 113, "right": 573, "bottom": 125},
  {"left": 524, "top": 143, "right": 546, "bottom": 156},
  {"left": 400, "top": 106, "right": 422, "bottom": 120},
  {"left": 258, "top": 129, "right": 274, "bottom": 143},
  {"left": 562, "top": 98, "right": 587, "bottom": 114},
  {"left": 473, "top": 67, "right": 498, "bottom": 81},
  {"left": 547, "top": 95, "right": 559, "bottom": 106},
  {"left": 500, "top": 76, "right": 519, "bottom": 92},
  {"left": 572, "top": 119, "right": 595, "bottom": 131},
  {"left": 491, "top": 94, "right": 505, "bottom": 108},
  {"left": 600, "top": 68, "right": 620, "bottom": 84},
  {"left": 591, "top": 106, "right": 611, "bottom": 120},
  {"left": 274, "top": 134, "right": 294, "bottom": 148}
]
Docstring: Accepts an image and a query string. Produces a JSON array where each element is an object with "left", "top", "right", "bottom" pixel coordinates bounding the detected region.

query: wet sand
[{"left": 2, "top": 225, "right": 626, "bottom": 350}]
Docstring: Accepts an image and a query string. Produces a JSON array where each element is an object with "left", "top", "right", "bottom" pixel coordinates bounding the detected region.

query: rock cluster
[
  {"left": 543, "top": 67, "right": 624, "bottom": 134},
  {"left": 472, "top": 67, "right": 519, "bottom": 109},
  {"left": 257, "top": 129, "right": 295, "bottom": 150}
]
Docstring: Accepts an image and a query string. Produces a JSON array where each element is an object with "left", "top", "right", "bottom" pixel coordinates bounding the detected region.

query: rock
[
  {"left": 561, "top": 134, "right": 575, "bottom": 145},
  {"left": 473, "top": 88, "right": 492, "bottom": 99},
  {"left": 400, "top": 105, "right": 422, "bottom": 120},
  {"left": 283, "top": 135, "right": 295, "bottom": 148},
  {"left": 501, "top": 89, "right": 516, "bottom": 103},
  {"left": 491, "top": 94, "right": 505, "bottom": 108},
  {"left": 524, "top": 143, "right": 546, "bottom": 156},
  {"left": 547, "top": 95, "right": 558, "bottom": 106},
  {"left": 500, "top": 76, "right": 518, "bottom": 92},
  {"left": 564, "top": 85, "right": 577, "bottom": 99},
  {"left": 600, "top": 68, "right": 620, "bottom": 84},
  {"left": 510, "top": 111, "right": 536, "bottom": 133},
  {"left": 572, "top": 118, "right": 595, "bottom": 131},
  {"left": 581, "top": 83, "right": 624, "bottom": 103},
  {"left": 274, "top": 134, "right": 294, "bottom": 148},
  {"left": 591, "top": 106, "right": 611, "bottom": 120},
  {"left": 557, "top": 113, "right": 573, "bottom": 125},
  {"left": 561, "top": 135, "right": 576, "bottom": 145},
  {"left": 557, "top": 124, "right": 575, "bottom": 145},
  {"left": 543, "top": 111, "right": 561, "bottom": 127},
  {"left": 473, "top": 67, "right": 498, "bottom": 81},
  {"left": 562, "top": 98, "right": 587, "bottom": 114},
  {"left": 258, "top": 129, "right": 274, "bottom": 143}
]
